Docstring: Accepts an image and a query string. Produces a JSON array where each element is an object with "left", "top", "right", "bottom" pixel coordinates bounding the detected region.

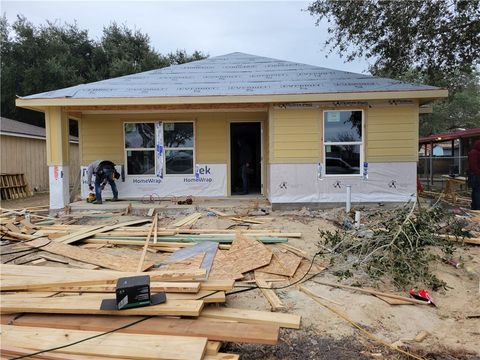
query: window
[
  {"left": 125, "top": 123, "right": 155, "bottom": 175},
  {"left": 124, "top": 122, "right": 194, "bottom": 176},
  {"left": 164, "top": 122, "right": 194, "bottom": 175},
  {"left": 324, "top": 110, "right": 363, "bottom": 175}
]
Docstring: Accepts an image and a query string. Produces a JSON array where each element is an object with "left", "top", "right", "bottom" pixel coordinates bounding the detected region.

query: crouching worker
[{"left": 87, "top": 160, "right": 120, "bottom": 204}]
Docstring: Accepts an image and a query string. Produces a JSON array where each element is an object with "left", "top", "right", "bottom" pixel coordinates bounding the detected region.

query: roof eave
[{"left": 16, "top": 89, "right": 448, "bottom": 109}]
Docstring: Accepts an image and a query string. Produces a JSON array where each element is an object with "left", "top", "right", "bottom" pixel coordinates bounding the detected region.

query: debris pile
[
  {"left": 0, "top": 206, "right": 315, "bottom": 359},
  {"left": 318, "top": 202, "right": 479, "bottom": 290}
]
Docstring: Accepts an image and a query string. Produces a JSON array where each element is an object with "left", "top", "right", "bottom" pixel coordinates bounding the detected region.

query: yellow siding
[
  {"left": 366, "top": 105, "right": 419, "bottom": 162},
  {"left": 270, "top": 108, "right": 321, "bottom": 162},
  {"left": 196, "top": 113, "right": 227, "bottom": 163},
  {"left": 269, "top": 105, "right": 419, "bottom": 164},
  {"left": 79, "top": 112, "right": 266, "bottom": 166}
]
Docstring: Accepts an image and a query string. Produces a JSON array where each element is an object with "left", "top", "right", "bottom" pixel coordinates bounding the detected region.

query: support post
[
  {"left": 458, "top": 138, "right": 462, "bottom": 175},
  {"left": 45, "top": 107, "right": 70, "bottom": 210},
  {"left": 429, "top": 141, "right": 434, "bottom": 188}
]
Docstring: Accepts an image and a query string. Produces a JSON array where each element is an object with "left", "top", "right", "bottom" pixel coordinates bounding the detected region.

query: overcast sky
[{"left": 2, "top": 0, "right": 372, "bottom": 74}]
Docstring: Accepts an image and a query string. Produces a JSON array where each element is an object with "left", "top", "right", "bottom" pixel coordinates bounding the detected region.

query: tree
[
  {"left": 98, "top": 23, "right": 169, "bottom": 78},
  {"left": 308, "top": 0, "right": 479, "bottom": 79},
  {"left": 308, "top": 0, "right": 480, "bottom": 135},
  {"left": 0, "top": 16, "right": 207, "bottom": 126}
]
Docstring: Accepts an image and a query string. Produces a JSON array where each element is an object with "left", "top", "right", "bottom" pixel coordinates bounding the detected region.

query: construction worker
[
  {"left": 86, "top": 160, "right": 120, "bottom": 204},
  {"left": 468, "top": 140, "right": 480, "bottom": 210}
]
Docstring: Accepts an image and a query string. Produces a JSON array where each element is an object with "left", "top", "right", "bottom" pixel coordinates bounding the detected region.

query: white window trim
[
  {"left": 323, "top": 109, "right": 364, "bottom": 177},
  {"left": 123, "top": 120, "right": 196, "bottom": 177},
  {"left": 163, "top": 120, "right": 196, "bottom": 177},
  {"left": 124, "top": 122, "right": 156, "bottom": 177}
]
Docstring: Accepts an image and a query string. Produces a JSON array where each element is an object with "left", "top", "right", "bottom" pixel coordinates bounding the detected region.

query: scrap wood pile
[
  {"left": 317, "top": 202, "right": 480, "bottom": 291},
  {"left": 0, "top": 207, "right": 317, "bottom": 360}
]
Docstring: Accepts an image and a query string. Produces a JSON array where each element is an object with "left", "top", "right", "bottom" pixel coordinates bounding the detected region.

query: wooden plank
[
  {"left": 31, "top": 282, "right": 201, "bottom": 293},
  {"left": 24, "top": 238, "right": 154, "bottom": 272},
  {"left": 256, "top": 279, "right": 286, "bottom": 311},
  {"left": 1, "top": 265, "right": 207, "bottom": 291},
  {"left": 204, "top": 353, "right": 240, "bottom": 360},
  {"left": 1, "top": 325, "right": 207, "bottom": 360},
  {"left": 298, "top": 286, "right": 343, "bottom": 306},
  {"left": 436, "top": 234, "right": 480, "bottom": 245},
  {"left": 206, "top": 341, "right": 221, "bottom": 355},
  {"left": 201, "top": 307, "right": 301, "bottom": 329},
  {"left": 375, "top": 294, "right": 414, "bottom": 305},
  {"left": 228, "top": 217, "right": 264, "bottom": 224},
  {"left": 1, "top": 346, "right": 109, "bottom": 360},
  {"left": 0, "top": 295, "right": 204, "bottom": 316},
  {"left": 171, "top": 213, "right": 202, "bottom": 228},
  {"left": 53, "top": 225, "right": 106, "bottom": 243},
  {"left": 312, "top": 280, "right": 431, "bottom": 305},
  {"left": 137, "top": 217, "right": 156, "bottom": 272},
  {"left": 200, "top": 280, "right": 235, "bottom": 291},
  {"left": 4, "top": 314, "right": 280, "bottom": 345},
  {"left": 57, "top": 219, "right": 151, "bottom": 244}
]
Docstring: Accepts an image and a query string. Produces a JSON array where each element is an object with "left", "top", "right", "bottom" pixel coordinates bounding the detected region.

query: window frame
[
  {"left": 163, "top": 120, "right": 196, "bottom": 177},
  {"left": 322, "top": 109, "right": 364, "bottom": 177},
  {"left": 123, "top": 120, "right": 196, "bottom": 177},
  {"left": 123, "top": 122, "right": 156, "bottom": 176}
]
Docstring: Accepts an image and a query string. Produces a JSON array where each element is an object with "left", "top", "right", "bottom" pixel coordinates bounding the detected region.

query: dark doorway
[{"left": 230, "top": 122, "right": 261, "bottom": 195}]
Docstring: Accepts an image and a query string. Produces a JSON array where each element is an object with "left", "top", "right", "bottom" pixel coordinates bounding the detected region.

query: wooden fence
[{"left": 0, "top": 135, "right": 79, "bottom": 192}]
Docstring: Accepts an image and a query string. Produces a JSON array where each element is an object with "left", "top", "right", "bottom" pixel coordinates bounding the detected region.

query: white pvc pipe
[
  {"left": 354, "top": 211, "right": 361, "bottom": 228},
  {"left": 346, "top": 185, "right": 352, "bottom": 213}
]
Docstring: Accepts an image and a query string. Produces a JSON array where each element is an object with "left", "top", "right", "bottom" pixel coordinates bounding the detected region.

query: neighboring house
[
  {"left": 15, "top": 52, "right": 447, "bottom": 209},
  {"left": 0, "top": 117, "right": 79, "bottom": 192},
  {"left": 418, "top": 128, "right": 480, "bottom": 177}
]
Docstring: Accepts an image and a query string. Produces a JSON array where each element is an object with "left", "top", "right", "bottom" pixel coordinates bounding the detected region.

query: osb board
[
  {"left": 257, "top": 247, "right": 302, "bottom": 277},
  {"left": 254, "top": 271, "right": 289, "bottom": 282},
  {"left": 209, "top": 251, "right": 243, "bottom": 280},
  {"left": 209, "top": 234, "right": 272, "bottom": 279},
  {"left": 162, "top": 253, "right": 205, "bottom": 271},
  {"left": 289, "top": 260, "right": 325, "bottom": 284}
]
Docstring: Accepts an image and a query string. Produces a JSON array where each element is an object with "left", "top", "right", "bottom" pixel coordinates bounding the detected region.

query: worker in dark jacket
[
  {"left": 468, "top": 140, "right": 480, "bottom": 210},
  {"left": 86, "top": 160, "right": 120, "bottom": 204}
]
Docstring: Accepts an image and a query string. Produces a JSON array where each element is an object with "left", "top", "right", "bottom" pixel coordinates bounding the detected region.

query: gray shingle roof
[
  {"left": 0, "top": 117, "right": 78, "bottom": 142},
  {"left": 20, "top": 52, "right": 440, "bottom": 100}
]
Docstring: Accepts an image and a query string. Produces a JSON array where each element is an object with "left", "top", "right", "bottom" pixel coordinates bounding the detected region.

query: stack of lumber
[
  {"left": 0, "top": 210, "right": 310, "bottom": 359},
  {"left": 1, "top": 262, "right": 301, "bottom": 359},
  {"left": 0, "top": 173, "right": 33, "bottom": 200}
]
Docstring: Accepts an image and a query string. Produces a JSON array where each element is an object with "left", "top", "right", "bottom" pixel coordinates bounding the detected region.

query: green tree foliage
[
  {"left": 308, "top": 0, "right": 480, "bottom": 135},
  {"left": 0, "top": 16, "right": 207, "bottom": 124}
]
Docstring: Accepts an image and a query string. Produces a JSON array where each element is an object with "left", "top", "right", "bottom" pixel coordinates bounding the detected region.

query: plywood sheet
[
  {"left": 258, "top": 247, "right": 302, "bottom": 277},
  {"left": 209, "top": 233, "right": 272, "bottom": 279}
]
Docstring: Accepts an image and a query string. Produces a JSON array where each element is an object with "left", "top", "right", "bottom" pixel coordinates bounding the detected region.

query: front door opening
[{"left": 230, "top": 122, "right": 261, "bottom": 195}]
